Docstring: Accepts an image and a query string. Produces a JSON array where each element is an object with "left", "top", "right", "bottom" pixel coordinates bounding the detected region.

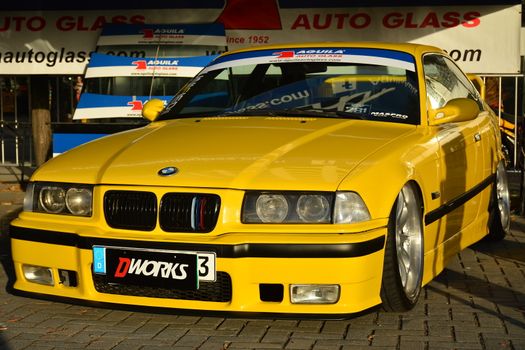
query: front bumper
[{"left": 8, "top": 224, "right": 387, "bottom": 316}]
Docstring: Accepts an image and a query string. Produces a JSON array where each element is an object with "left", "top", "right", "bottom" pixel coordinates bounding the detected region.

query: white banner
[
  {"left": 84, "top": 53, "right": 216, "bottom": 78},
  {"left": 0, "top": 4, "right": 520, "bottom": 74}
]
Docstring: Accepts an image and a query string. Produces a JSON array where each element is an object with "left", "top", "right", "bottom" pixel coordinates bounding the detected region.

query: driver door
[{"left": 424, "top": 54, "right": 484, "bottom": 242}]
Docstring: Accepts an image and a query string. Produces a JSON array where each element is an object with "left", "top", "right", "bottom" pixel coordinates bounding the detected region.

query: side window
[{"left": 423, "top": 54, "right": 478, "bottom": 110}]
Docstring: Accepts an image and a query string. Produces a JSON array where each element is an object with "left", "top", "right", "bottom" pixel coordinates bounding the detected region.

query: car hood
[{"left": 34, "top": 117, "right": 416, "bottom": 191}]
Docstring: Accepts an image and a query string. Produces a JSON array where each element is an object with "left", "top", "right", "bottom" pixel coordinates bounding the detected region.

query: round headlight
[
  {"left": 256, "top": 194, "right": 289, "bottom": 223},
  {"left": 296, "top": 195, "right": 330, "bottom": 222},
  {"left": 66, "top": 188, "right": 92, "bottom": 216},
  {"left": 39, "top": 186, "right": 66, "bottom": 214}
]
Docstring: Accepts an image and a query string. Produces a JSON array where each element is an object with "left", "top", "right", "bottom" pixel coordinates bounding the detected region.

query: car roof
[{"left": 220, "top": 42, "right": 444, "bottom": 58}]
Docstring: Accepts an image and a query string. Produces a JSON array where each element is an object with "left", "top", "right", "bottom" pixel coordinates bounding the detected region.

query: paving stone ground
[{"left": 0, "top": 184, "right": 524, "bottom": 350}]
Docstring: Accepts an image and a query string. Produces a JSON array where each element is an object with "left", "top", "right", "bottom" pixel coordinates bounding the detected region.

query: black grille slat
[
  {"left": 160, "top": 193, "right": 220, "bottom": 233},
  {"left": 104, "top": 191, "right": 157, "bottom": 231},
  {"left": 103, "top": 191, "right": 220, "bottom": 233},
  {"left": 169, "top": 195, "right": 192, "bottom": 229},
  {"left": 93, "top": 271, "right": 232, "bottom": 302}
]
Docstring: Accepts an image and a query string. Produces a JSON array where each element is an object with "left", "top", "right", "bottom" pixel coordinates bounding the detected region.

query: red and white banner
[{"left": 0, "top": 3, "right": 520, "bottom": 74}]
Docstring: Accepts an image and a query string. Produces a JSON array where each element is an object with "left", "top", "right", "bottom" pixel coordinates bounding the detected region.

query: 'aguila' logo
[
  {"left": 142, "top": 29, "right": 154, "bottom": 38},
  {"left": 132, "top": 60, "right": 147, "bottom": 69},
  {"left": 273, "top": 51, "right": 295, "bottom": 59},
  {"left": 133, "top": 60, "right": 179, "bottom": 70},
  {"left": 114, "top": 257, "right": 189, "bottom": 280},
  {"left": 141, "top": 28, "right": 185, "bottom": 38},
  {"left": 272, "top": 49, "right": 345, "bottom": 59},
  {"left": 295, "top": 49, "right": 345, "bottom": 54},
  {"left": 127, "top": 101, "right": 143, "bottom": 110}
]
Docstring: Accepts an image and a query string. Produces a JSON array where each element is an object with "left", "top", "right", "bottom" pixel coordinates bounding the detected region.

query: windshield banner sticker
[{"left": 202, "top": 48, "right": 415, "bottom": 73}]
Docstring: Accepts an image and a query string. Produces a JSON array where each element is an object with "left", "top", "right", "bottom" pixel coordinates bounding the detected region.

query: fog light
[
  {"left": 290, "top": 284, "right": 340, "bottom": 304},
  {"left": 22, "top": 265, "right": 54, "bottom": 286}
]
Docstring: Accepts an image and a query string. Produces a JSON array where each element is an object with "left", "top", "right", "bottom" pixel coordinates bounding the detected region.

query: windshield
[{"left": 159, "top": 48, "right": 420, "bottom": 124}]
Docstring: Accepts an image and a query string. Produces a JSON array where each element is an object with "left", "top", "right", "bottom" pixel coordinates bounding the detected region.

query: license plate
[{"left": 92, "top": 246, "right": 216, "bottom": 290}]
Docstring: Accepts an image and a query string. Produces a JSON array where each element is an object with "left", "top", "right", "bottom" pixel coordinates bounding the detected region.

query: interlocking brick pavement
[{"left": 1, "top": 185, "right": 524, "bottom": 349}]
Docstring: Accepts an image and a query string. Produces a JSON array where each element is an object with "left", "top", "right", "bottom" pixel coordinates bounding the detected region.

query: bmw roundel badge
[{"left": 158, "top": 167, "right": 179, "bottom": 176}]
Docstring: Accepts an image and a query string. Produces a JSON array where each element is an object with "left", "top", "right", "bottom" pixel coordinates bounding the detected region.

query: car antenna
[{"left": 148, "top": 36, "right": 162, "bottom": 98}]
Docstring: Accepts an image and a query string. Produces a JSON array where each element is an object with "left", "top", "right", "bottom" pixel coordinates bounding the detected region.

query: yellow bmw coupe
[{"left": 8, "top": 42, "right": 510, "bottom": 316}]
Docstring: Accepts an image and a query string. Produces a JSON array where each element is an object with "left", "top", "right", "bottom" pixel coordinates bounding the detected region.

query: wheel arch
[
  {"left": 380, "top": 180, "right": 426, "bottom": 311},
  {"left": 402, "top": 179, "right": 425, "bottom": 216}
]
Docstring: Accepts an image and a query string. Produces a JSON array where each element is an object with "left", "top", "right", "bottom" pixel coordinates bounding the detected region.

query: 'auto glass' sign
[{"left": 0, "top": 3, "right": 519, "bottom": 74}]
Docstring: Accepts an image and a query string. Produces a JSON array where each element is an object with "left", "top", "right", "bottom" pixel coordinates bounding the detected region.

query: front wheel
[
  {"left": 486, "top": 161, "right": 511, "bottom": 241},
  {"left": 380, "top": 183, "right": 424, "bottom": 312}
]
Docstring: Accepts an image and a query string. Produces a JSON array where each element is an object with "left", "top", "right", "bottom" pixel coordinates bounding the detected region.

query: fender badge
[{"left": 158, "top": 167, "right": 178, "bottom": 176}]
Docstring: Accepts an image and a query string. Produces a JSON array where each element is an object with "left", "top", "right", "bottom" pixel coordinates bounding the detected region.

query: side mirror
[
  {"left": 142, "top": 99, "right": 164, "bottom": 122},
  {"left": 429, "top": 98, "right": 480, "bottom": 126}
]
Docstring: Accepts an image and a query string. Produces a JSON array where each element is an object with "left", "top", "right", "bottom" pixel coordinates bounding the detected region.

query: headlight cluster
[
  {"left": 24, "top": 182, "right": 93, "bottom": 217},
  {"left": 242, "top": 191, "right": 370, "bottom": 224}
]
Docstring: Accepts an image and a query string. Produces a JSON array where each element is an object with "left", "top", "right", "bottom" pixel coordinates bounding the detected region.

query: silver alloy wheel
[
  {"left": 395, "top": 185, "right": 423, "bottom": 302},
  {"left": 496, "top": 162, "right": 511, "bottom": 233}
]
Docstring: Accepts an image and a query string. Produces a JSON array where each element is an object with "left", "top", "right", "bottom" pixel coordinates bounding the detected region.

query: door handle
[{"left": 474, "top": 133, "right": 481, "bottom": 142}]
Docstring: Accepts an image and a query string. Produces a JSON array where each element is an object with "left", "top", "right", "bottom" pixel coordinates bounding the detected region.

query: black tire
[
  {"left": 486, "top": 162, "right": 511, "bottom": 241},
  {"left": 380, "top": 183, "right": 424, "bottom": 312}
]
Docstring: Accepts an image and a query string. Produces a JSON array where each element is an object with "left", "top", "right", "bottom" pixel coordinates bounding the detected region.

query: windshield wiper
[
  {"left": 294, "top": 108, "right": 368, "bottom": 120},
  {"left": 214, "top": 108, "right": 367, "bottom": 119},
  {"left": 206, "top": 108, "right": 323, "bottom": 118},
  {"left": 331, "top": 110, "right": 368, "bottom": 120},
  {"left": 187, "top": 108, "right": 369, "bottom": 120}
]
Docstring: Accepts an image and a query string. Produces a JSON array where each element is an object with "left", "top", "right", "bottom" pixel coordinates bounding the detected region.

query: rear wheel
[
  {"left": 380, "top": 183, "right": 424, "bottom": 312},
  {"left": 486, "top": 161, "right": 510, "bottom": 241}
]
